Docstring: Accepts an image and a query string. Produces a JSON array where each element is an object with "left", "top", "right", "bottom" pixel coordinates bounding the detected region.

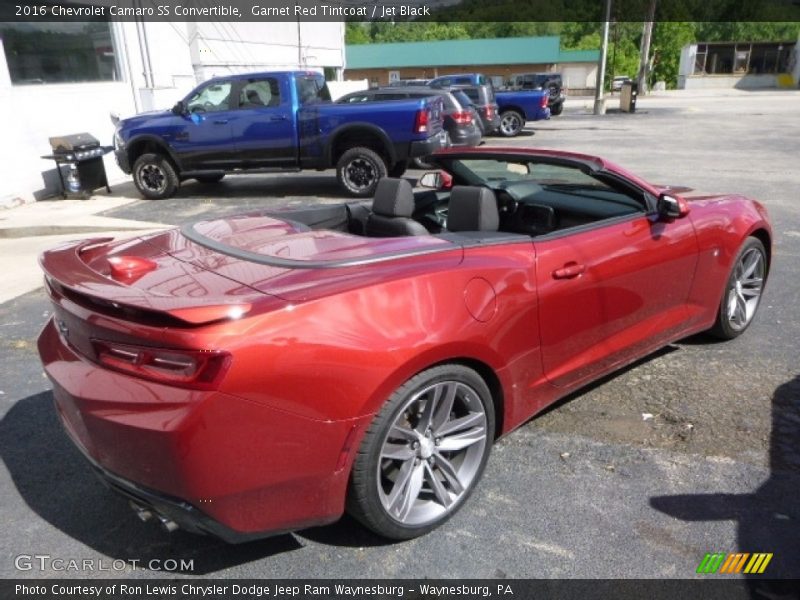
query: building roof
[{"left": 346, "top": 36, "right": 600, "bottom": 69}]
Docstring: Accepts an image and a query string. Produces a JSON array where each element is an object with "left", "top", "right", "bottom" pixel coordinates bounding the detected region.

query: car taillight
[
  {"left": 414, "top": 108, "right": 429, "bottom": 133},
  {"left": 540, "top": 95, "right": 549, "bottom": 109},
  {"left": 90, "top": 339, "right": 231, "bottom": 390},
  {"left": 452, "top": 111, "right": 473, "bottom": 125},
  {"left": 485, "top": 105, "right": 496, "bottom": 120}
]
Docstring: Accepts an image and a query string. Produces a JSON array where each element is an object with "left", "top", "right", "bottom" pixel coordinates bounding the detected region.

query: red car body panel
[{"left": 36, "top": 148, "right": 772, "bottom": 540}]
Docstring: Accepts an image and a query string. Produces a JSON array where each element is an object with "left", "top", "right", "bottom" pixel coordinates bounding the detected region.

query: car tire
[
  {"left": 336, "top": 147, "right": 388, "bottom": 198},
  {"left": 498, "top": 110, "right": 524, "bottom": 137},
  {"left": 550, "top": 102, "right": 564, "bottom": 116},
  {"left": 132, "top": 153, "right": 179, "bottom": 200},
  {"left": 389, "top": 161, "right": 408, "bottom": 178},
  {"left": 194, "top": 173, "right": 225, "bottom": 184},
  {"left": 347, "top": 364, "right": 494, "bottom": 540},
  {"left": 708, "top": 236, "right": 767, "bottom": 340}
]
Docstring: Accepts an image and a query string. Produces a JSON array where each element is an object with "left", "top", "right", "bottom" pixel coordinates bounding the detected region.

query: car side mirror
[
  {"left": 419, "top": 171, "right": 453, "bottom": 190},
  {"left": 172, "top": 100, "right": 187, "bottom": 116},
  {"left": 657, "top": 193, "right": 690, "bottom": 220}
]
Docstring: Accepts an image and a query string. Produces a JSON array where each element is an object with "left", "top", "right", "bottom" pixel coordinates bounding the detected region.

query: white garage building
[{"left": 0, "top": 19, "right": 346, "bottom": 206}]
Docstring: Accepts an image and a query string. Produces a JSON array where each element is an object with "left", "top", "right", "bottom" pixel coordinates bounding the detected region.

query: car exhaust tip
[
  {"left": 158, "top": 515, "right": 180, "bottom": 533},
  {"left": 129, "top": 501, "right": 153, "bottom": 523}
]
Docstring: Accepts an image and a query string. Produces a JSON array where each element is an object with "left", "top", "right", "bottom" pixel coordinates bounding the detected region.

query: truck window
[
  {"left": 187, "top": 82, "right": 232, "bottom": 113},
  {"left": 238, "top": 78, "right": 281, "bottom": 108},
  {"left": 297, "top": 76, "right": 331, "bottom": 105}
]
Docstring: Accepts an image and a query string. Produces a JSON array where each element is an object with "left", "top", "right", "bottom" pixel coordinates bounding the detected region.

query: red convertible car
[{"left": 37, "top": 147, "right": 771, "bottom": 541}]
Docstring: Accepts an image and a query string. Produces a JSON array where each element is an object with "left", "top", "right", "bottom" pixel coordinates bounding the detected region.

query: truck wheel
[
  {"left": 336, "top": 147, "right": 387, "bottom": 197},
  {"left": 132, "top": 153, "right": 179, "bottom": 200},
  {"left": 498, "top": 110, "right": 524, "bottom": 137},
  {"left": 550, "top": 103, "right": 563, "bottom": 116}
]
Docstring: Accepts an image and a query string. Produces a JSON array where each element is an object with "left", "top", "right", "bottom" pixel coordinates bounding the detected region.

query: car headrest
[
  {"left": 372, "top": 178, "right": 415, "bottom": 218},
  {"left": 447, "top": 186, "right": 499, "bottom": 232}
]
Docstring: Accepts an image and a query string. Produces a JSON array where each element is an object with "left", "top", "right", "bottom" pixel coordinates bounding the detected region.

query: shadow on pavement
[
  {"left": 0, "top": 391, "right": 304, "bottom": 575},
  {"left": 650, "top": 374, "right": 800, "bottom": 595}
]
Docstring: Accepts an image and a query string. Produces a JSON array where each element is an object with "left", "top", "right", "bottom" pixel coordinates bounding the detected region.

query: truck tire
[
  {"left": 336, "top": 147, "right": 388, "bottom": 198},
  {"left": 498, "top": 110, "right": 524, "bottom": 137},
  {"left": 550, "top": 102, "right": 564, "bottom": 116},
  {"left": 132, "top": 153, "right": 179, "bottom": 200}
]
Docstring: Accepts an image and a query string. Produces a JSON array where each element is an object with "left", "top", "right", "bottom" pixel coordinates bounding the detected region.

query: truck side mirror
[{"left": 172, "top": 101, "right": 188, "bottom": 116}]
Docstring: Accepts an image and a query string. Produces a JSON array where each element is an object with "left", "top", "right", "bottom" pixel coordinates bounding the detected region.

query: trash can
[
  {"left": 620, "top": 81, "right": 638, "bottom": 113},
  {"left": 41, "top": 133, "right": 113, "bottom": 199}
]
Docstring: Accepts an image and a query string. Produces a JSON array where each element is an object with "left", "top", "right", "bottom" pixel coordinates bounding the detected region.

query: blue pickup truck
[
  {"left": 427, "top": 73, "right": 549, "bottom": 138},
  {"left": 113, "top": 71, "right": 448, "bottom": 198},
  {"left": 494, "top": 89, "right": 550, "bottom": 137}
]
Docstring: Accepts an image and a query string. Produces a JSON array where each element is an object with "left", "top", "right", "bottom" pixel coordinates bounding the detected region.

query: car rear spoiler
[{"left": 39, "top": 238, "right": 260, "bottom": 325}]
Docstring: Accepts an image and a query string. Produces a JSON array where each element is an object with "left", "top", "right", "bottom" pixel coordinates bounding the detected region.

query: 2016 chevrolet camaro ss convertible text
[{"left": 37, "top": 148, "right": 771, "bottom": 541}]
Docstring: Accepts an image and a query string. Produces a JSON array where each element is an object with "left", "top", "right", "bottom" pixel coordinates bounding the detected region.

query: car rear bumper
[
  {"left": 450, "top": 127, "right": 482, "bottom": 148},
  {"left": 38, "top": 318, "right": 369, "bottom": 541},
  {"left": 409, "top": 129, "right": 451, "bottom": 158}
]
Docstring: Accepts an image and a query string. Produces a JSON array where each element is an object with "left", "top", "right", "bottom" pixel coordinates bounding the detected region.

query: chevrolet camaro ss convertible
[{"left": 37, "top": 148, "right": 771, "bottom": 541}]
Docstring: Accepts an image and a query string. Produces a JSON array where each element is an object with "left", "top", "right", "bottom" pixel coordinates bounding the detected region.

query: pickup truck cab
[{"left": 114, "top": 71, "right": 447, "bottom": 198}]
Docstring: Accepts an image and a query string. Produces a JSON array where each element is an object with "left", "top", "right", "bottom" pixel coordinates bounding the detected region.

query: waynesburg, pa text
[{"left": 15, "top": 583, "right": 514, "bottom": 597}]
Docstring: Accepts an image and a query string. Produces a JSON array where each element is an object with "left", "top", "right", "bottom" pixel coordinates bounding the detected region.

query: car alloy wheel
[
  {"left": 710, "top": 236, "right": 767, "bottom": 339},
  {"left": 348, "top": 364, "right": 494, "bottom": 539},
  {"left": 377, "top": 380, "right": 488, "bottom": 525},
  {"left": 498, "top": 111, "right": 523, "bottom": 137},
  {"left": 725, "top": 245, "right": 765, "bottom": 332}
]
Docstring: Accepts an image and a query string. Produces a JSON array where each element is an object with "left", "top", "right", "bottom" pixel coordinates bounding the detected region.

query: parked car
[
  {"left": 505, "top": 72, "right": 566, "bottom": 116},
  {"left": 493, "top": 89, "right": 550, "bottom": 137},
  {"left": 612, "top": 76, "right": 632, "bottom": 91},
  {"left": 427, "top": 73, "right": 494, "bottom": 88},
  {"left": 113, "top": 70, "right": 447, "bottom": 198},
  {"left": 433, "top": 83, "right": 500, "bottom": 136},
  {"left": 39, "top": 146, "right": 771, "bottom": 542},
  {"left": 337, "top": 86, "right": 482, "bottom": 168}
]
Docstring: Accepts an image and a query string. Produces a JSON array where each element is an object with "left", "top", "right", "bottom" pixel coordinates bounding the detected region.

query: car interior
[{"left": 262, "top": 159, "right": 653, "bottom": 244}]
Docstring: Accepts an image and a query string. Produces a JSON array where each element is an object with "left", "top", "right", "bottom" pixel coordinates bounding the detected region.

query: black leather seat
[
  {"left": 365, "top": 178, "right": 429, "bottom": 237},
  {"left": 446, "top": 186, "right": 500, "bottom": 232}
]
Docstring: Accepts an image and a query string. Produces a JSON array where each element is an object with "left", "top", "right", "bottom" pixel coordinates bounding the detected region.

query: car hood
[{"left": 120, "top": 109, "right": 174, "bottom": 128}]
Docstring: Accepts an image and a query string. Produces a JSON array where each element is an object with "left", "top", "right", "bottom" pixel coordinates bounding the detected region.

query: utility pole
[
  {"left": 594, "top": 0, "right": 612, "bottom": 115},
  {"left": 637, "top": 0, "right": 657, "bottom": 95}
]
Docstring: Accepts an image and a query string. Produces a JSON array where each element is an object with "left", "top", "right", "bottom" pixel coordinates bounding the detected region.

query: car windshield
[{"left": 442, "top": 158, "right": 647, "bottom": 211}]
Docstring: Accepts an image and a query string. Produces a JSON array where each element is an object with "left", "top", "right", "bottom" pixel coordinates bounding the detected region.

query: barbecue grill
[{"left": 41, "top": 133, "right": 113, "bottom": 199}]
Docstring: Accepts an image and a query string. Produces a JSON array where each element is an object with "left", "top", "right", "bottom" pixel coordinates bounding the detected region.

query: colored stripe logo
[{"left": 697, "top": 552, "right": 773, "bottom": 574}]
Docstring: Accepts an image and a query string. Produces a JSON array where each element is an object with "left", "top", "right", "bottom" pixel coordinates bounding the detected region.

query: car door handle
[
  {"left": 552, "top": 262, "right": 586, "bottom": 279},
  {"left": 270, "top": 115, "right": 288, "bottom": 121},
  {"left": 213, "top": 119, "right": 229, "bottom": 124}
]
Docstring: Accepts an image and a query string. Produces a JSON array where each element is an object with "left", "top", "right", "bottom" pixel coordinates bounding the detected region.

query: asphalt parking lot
[{"left": 0, "top": 89, "right": 798, "bottom": 581}]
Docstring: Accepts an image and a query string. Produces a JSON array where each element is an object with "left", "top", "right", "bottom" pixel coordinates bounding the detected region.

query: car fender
[{"left": 124, "top": 133, "right": 184, "bottom": 171}]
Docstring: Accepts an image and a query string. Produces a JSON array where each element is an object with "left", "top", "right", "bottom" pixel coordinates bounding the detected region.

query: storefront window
[{"left": 0, "top": 22, "right": 118, "bottom": 85}]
